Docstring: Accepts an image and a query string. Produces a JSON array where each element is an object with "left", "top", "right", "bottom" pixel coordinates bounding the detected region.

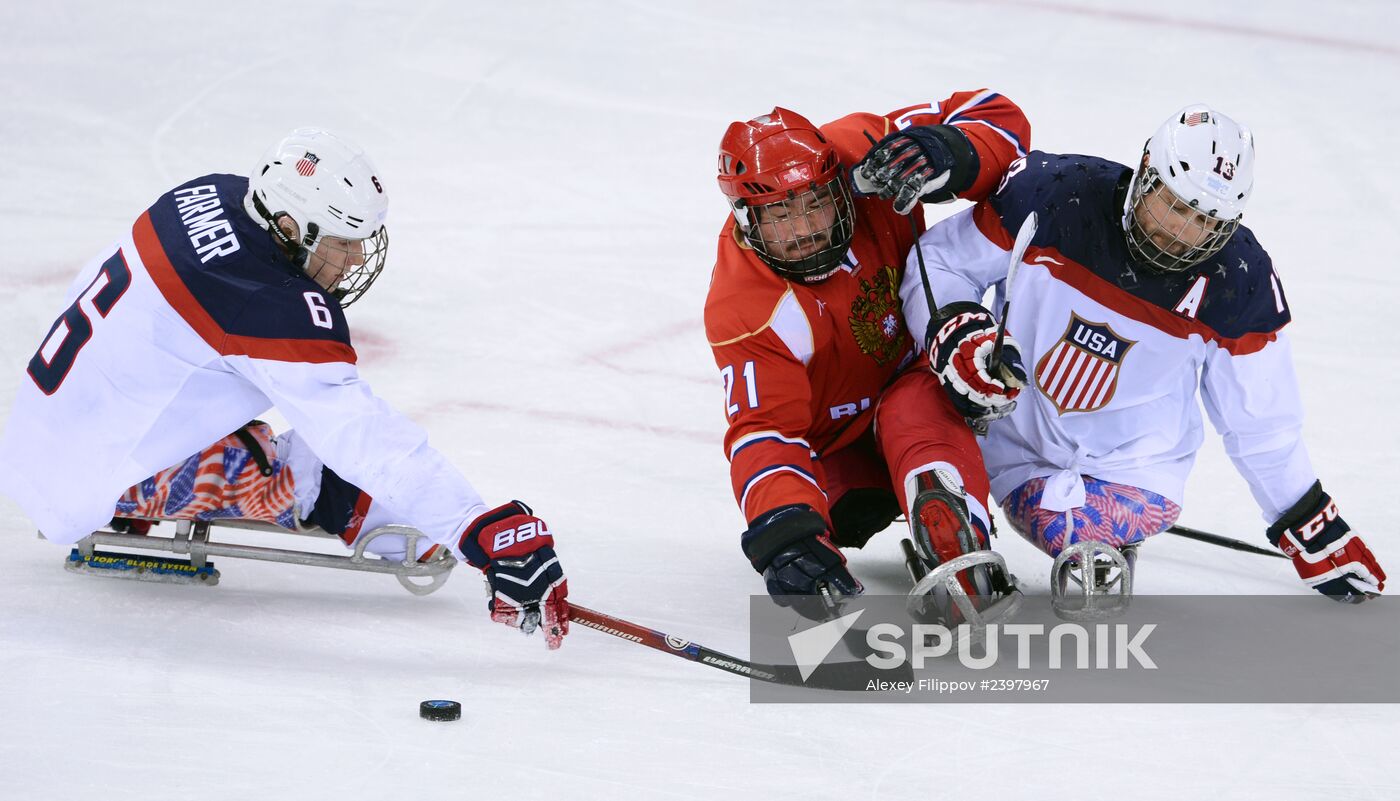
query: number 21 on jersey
[
  {"left": 721, "top": 360, "right": 759, "bottom": 416},
  {"left": 27, "top": 248, "right": 132, "bottom": 395}
]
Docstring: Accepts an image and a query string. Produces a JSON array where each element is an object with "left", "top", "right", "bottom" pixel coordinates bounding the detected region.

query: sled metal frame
[
  {"left": 67, "top": 518, "right": 456, "bottom": 596},
  {"left": 902, "top": 539, "right": 1024, "bottom": 648},
  {"left": 1050, "top": 541, "right": 1135, "bottom": 622}
]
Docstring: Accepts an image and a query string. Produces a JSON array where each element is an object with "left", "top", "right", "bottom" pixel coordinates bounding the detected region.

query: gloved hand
[
  {"left": 852, "top": 125, "right": 977, "bottom": 213},
  {"left": 742, "top": 505, "right": 862, "bottom": 607},
  {"left": 459, "top": 501, "right": 569, "bottom": 648},
  {"left": 1267, "top": 481, "right": 1386, "bottom": 603},
  {"left": 927, "top": 301, "right": 1026, "bottom": 423}
]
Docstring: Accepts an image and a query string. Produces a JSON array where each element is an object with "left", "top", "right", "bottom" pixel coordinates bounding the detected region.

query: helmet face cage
[
  {"left": 303, "top": 226, "right": 389, "bottom": 307},
  {"left": 732, "top": 176, "right": 854, "bottom": 282},
  {"left": 1123, "top": 165, "right": 1239, "bottom": 273}
]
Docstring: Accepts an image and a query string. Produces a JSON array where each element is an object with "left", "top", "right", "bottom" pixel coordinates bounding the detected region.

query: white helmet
[
  {"left": 1123, "top": 105, "right": 1255, "bottom": 272},
  {"left": 244, "top": 128, "right": 389, "bottom": 305}
]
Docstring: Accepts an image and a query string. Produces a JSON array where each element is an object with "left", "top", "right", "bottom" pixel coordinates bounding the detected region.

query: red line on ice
[{"left": 416, "top": 398, "right": 715, "bottom": 444}]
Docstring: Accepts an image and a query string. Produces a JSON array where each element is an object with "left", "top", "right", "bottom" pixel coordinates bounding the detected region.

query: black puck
[{"left": 419, "top": 699, "right": 461, "bottom": 722}]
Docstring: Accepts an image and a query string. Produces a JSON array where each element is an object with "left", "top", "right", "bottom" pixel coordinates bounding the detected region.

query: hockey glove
[
  {"left": 852, "top": 125, "right": 979, "bottom": 214},
  {"left": 928, "top": 301, "right": 1026, "bottom": 424},
  {"left": 742, "top": 504, "right": 863, "bottom": 610},
  {"left": 459, "top": 501, "right": 569, "bottom": 648},
  {"left": 1266, "top": 481, "right": 1386, "bottom": 603}
]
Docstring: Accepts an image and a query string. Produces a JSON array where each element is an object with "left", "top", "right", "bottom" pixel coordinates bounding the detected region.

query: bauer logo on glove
[{"left": 459, "top": 501, "right": 570, "bottom": 648}]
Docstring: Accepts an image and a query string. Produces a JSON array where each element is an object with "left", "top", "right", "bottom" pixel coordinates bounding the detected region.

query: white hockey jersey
[
  {"left": 902, "top": 152, "right": 1315, "bottom": 522},
  {"left": 0, "top": 174, "right": 487, "bottom": 550}
]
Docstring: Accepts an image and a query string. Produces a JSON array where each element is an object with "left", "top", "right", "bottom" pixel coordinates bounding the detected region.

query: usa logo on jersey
[{"left": 1034, "top": 314, "right": 1136, "bottom": 414}]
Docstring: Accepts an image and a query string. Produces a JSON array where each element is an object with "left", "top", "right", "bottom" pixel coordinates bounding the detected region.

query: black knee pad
[
  {"left": 302, "top": 466, "right": 369, "bottom": 538},
  {"left": 828, "top": 487, "right": 901, "bottom": 549}
]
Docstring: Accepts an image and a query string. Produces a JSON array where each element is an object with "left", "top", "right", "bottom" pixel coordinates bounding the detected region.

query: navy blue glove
[
  {"left": 742, "top": 505, "right": 862, "bottom": 606},
  {"left": 852, "top": 124, "right": 979, "bottom": 213},
  {"left": 927, "top": 301, "right": 1026, "bottom": 423}
]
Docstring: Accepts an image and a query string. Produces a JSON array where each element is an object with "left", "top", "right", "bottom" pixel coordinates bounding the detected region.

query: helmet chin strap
[{"left": 249, "top": 190, "right": 314, "bottom": 269}]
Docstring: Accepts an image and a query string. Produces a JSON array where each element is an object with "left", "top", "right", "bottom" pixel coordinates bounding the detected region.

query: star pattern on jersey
[{"left": 1117, "top": 264, "right": 1140, "bottom": 289}]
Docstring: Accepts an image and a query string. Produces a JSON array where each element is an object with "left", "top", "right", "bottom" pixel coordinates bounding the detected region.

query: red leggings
[{"left": 816, "top": 370, "right": 991, "bottom": 543}]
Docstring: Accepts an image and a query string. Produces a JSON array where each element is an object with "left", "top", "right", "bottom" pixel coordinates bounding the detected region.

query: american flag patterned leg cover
[
  {"left": 1001, "top": 475, "right": 1180, "bottom": 557},
  {"left": 113, "top": 423, "right": 299, "bottom": 530}
]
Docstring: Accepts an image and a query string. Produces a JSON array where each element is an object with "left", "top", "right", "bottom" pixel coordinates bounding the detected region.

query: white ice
[{"left": 1, "top": 1, "right": 1397, "bottom": 798}]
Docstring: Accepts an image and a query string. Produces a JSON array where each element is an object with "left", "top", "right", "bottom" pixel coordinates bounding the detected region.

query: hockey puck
[{"left": 419, "top": 699, "right": 461, "bottom": 722}]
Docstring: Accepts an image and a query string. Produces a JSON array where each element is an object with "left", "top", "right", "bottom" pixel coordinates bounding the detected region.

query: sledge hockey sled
[
  {"left": 59, "top": 517, "right": 456, "bottom": 596},
  {"left": 1049, "top": 541, "right": 1136, "bottom": 621},
  {"left": 901, "top": 538, "right": 1023, "bottom": 647}
]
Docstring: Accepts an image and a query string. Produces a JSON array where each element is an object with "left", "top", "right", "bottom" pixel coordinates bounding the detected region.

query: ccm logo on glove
[
  {"left": 1292, "top": 500, "right": 1340, "bottom": 544},
  {"left": 933, "top": 310, "right": 993, "bottom": 347}
]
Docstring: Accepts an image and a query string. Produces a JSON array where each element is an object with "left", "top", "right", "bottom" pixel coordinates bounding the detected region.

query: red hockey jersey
[{"left": 704, "top": 90, "right": 1031, "bottom": 524}]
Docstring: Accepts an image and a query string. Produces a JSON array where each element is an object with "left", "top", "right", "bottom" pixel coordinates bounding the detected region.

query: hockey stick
[
  {"left": 1166, "top": 524, "right": 1287, "bottom": 560},
  {"left": 860, "top": 130, "right": 943, "bottom": 329},
  {"left": 569, "top": 604, "right": 897, "bottom": 690},
  {"left": 988, "top": 211, "right": 1038, "bottom": 386}
]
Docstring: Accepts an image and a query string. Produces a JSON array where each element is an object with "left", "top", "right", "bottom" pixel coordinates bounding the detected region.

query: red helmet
[{"left": 717, "top": 108, "right": 854, "bottom": 282}]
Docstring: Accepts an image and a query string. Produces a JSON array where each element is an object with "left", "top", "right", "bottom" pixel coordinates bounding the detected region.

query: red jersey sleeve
[
  {"left": 827, "top": 90, "right": 1031, "bottom": 203},
  {"left": 886, "top": 90, "right": 1030, "bottom": 201},
  {"left": 705, "top": 251, "right": 829, "bottom": 524}
]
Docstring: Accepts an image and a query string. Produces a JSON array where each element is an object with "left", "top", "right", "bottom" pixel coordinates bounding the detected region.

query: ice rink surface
[{"left": 1, "top": 1, "right": 1397, "bottom": 798}]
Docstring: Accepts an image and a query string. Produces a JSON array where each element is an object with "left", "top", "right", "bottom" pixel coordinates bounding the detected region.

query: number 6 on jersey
[{"left": 27, "top": 249, "right": 132, "bottom": 395}]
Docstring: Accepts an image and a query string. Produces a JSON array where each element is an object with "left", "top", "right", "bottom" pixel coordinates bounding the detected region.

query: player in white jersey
[
  {"left": 902, "top": 105, "right": 1385, "bottom": 603},
  {"left": 0, "top": 128, "right": 569, "bottom": 646}
]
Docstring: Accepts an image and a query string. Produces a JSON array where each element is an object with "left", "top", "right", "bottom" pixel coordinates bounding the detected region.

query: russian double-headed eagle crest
[{"left": 848, "top": 265, "right": 905, "bottom": 365}]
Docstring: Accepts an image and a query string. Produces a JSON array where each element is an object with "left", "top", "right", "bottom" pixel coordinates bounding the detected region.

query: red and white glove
[
  {"left": 928, "top": 301, "right": 1027, "bottom": 423},
  {"left": 458, "top": 501, "right": 569, "bottom": 648},
  {"left": 1266, "top": 481, "right": 1385, "bottom": 603}
]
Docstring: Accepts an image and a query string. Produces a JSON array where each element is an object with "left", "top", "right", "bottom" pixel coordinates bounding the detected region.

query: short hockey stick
[
  {"left": 569, "top": 604, "right": 898, "bottom": 690},
  {"left": 988, "top": 211, "right": 1038, "bottom": 386},
  {"left": 1166, "top": 524, "right": 1287, "bottom": 560}
]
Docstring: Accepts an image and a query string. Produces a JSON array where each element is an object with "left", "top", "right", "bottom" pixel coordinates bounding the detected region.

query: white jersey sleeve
[
  {"left": 225, "top": 355, "right": 488, "bottom": 556},
  {"left": 1199, "top": 333, "right": 1316, "bottom": 522},
  {"left": 900, "top": 206, "right": 1008, "bottom": 352}
]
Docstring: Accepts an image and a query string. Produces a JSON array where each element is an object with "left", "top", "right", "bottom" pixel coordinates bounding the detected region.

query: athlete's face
[
  {"left": 1132, "top": 183, "right": 1218, "bottom": 258},
  {"left": 752, "top": 184, "right": 841, "bottom": 262},
  {"left": 304, "top": 236, "right": 367, "bottom": 292}
]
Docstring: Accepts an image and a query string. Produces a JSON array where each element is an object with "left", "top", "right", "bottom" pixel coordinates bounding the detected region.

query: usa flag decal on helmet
[
  {"left": 296, "top": 152, "right": 320, "bottom": 176},
  {"left": 1034, "top": 314, "right": 1136, "bottom": 414}
]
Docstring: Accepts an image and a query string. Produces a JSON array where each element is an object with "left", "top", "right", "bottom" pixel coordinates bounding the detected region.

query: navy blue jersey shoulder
[
  {"left": 146, "top": 174, "right": 351, "bottom": 346},
  {"left": 991, "top": 151, "right": 1289, "bottom": 339}
]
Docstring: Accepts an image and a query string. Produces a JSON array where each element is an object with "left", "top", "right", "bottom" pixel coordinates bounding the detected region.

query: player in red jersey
[{"left": 705, "top": 92, "right": 1032, "bottom": 617}]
